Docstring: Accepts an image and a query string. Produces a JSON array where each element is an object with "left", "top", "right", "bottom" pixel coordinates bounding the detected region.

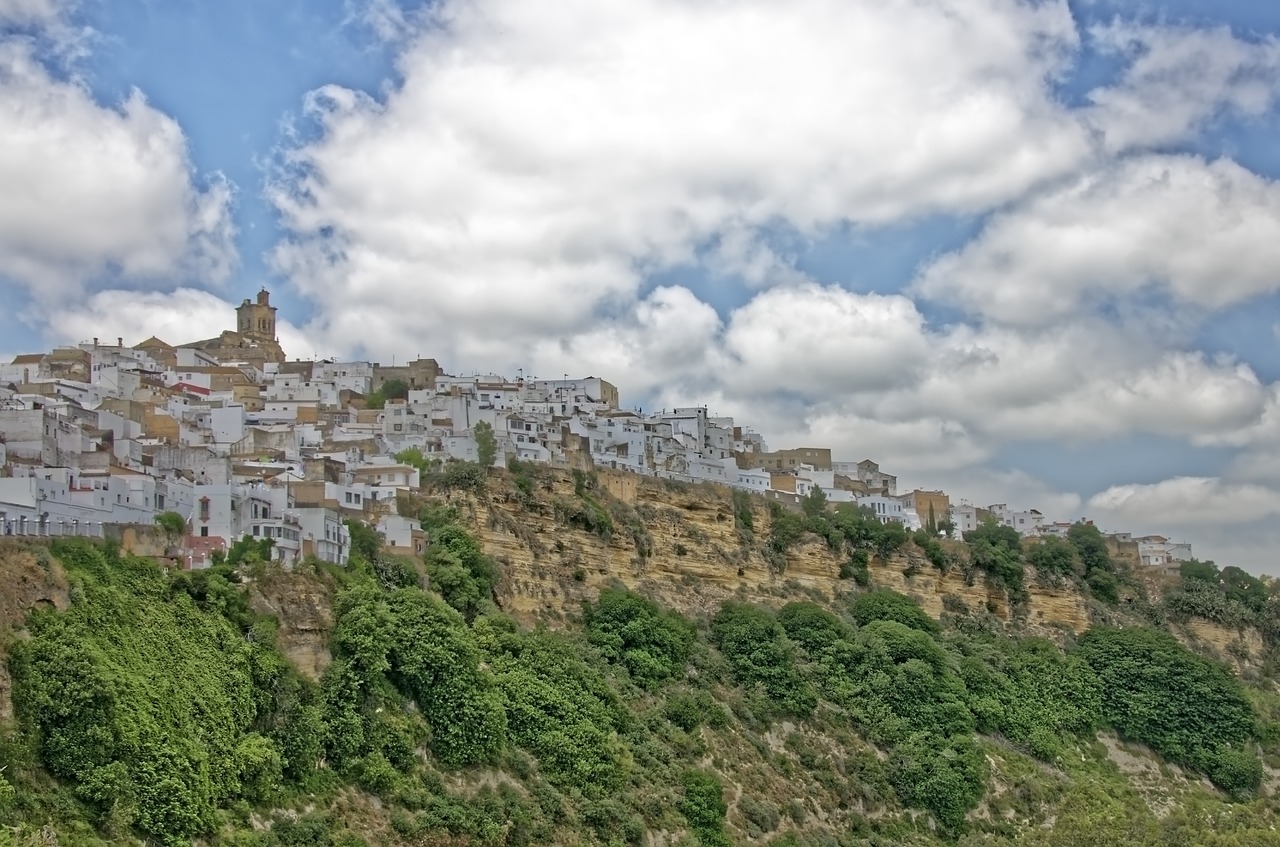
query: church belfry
[{"left": 237, "top": 288, "right": 278, "bottom": 342}]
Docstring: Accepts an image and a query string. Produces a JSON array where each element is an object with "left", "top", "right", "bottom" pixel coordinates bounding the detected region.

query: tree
[
  {"left": 381, "top": 379, "right": 409, "bottom": 400},
  {"left": 154, "top": 511, "right": 186, "bottom": 538},
  {"left": 585, "top": 589, "right": 695, "bottom": 688},
  {"left": 1179, "top": 559, "right": 1220, "bottom": 586},
  {"left": 711, "top": 602, "right": 816, "bottom": 717},
  {"left": 394, "top": 446, "right": 438, "bottom": 477},
  {"left": 345, "top": 519, "right": 382, "bottom": 564},
  {"left": 800, "top": 486, "right": 828, "bottom": 518},
  {"left": 1067, "top": 522, "right": 1113, "bottom": 575},
  {"left": 1026, "top": 536, "right": 1078, "bottom": 578},
  {"left": 474, "top": 420, "right": 497, "bottom": 468},
  {"left": 850, "top": 590, "right": 939, "bottom": 635}
]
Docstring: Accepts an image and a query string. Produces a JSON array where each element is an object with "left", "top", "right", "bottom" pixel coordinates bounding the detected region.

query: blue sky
[{"left": 3, "top": 0, "right": 1280, "bottom": 570}]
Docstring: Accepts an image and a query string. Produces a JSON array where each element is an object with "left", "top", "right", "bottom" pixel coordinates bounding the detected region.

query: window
[
  {"left": 199, "top": 498, "right": 210, "bottom": 521},
  {"left": 253, "top": 526, "right": 260, "bottom": 536},
  {"left": 200, "top": 527, "right": 208, "bottom": 537}
]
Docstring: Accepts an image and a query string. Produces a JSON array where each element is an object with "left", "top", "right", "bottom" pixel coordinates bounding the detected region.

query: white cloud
[
  {"left": 0, "top": 41, "right": 237, "bottom": 300},
  {"left": 722, "top": 286, "right": 932, "bottom": 397},
  {"left": 270, "top": 0, "right": 1092, "bottom": 359},
  {"left": 50, "top": 288, "right": 315, "bottom": 359},
  {"left": 0, "top": 0, "right": 66, "bottom": 26},
  {"left": 914, "top": 155, "right": 1280, "bottom": 325},
  {"left": 1087, "top": 24, "right": 1280, "bottom": 152},
  {"left": 1089, "top": 476, "right": 1280, "bottom": 526},
  {"left": 491, "top": 284, "right": 1273, "bottom": 476}
]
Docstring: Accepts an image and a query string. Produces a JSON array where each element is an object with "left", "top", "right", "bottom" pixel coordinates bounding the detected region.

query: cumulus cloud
[
  {"left": 270, "top": 0, "right": 1093, "bottom": 359},
  {"left": 0, "top": 40, "right": 237, "bottom": 300},
  {"left": 1089, "top": 477, "right": 1280, "bottom": 526},
  {"left": 0, "top": 0, "right": 66, "bottom": 26},
  {"left": 1087, "top": 24, "right": 1280, "bottom": 152},
  {"left": 914, "top": 155, "right": 1280, "bottom": 325},
  {"left": 51, "top": 288, "right": 316, "bottom": 360},
  {"left": 494, "top": 284, "right": 1273, "bottom": 476}
]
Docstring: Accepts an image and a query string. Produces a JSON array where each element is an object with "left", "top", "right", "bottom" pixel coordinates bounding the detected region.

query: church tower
[{"left": 236, "top": 288, "right": 278, "bottom": 342}]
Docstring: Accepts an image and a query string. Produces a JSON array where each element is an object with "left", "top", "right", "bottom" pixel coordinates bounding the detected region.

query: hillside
[{"left": 2, "top": 464, "right": 1280, "bottom": 847}]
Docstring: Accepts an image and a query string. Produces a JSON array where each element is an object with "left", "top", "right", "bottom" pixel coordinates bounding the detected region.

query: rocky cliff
[
  {"left": 0, "top": 541, "right": 70, "bottom": 721},
  {"left": 446, "top": 468, "right": 1093, "bottom": 637}
]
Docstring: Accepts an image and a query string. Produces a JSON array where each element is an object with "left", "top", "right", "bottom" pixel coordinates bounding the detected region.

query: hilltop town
[{"left": 0, "top": 289, "right": 1193, "bottom": 573}]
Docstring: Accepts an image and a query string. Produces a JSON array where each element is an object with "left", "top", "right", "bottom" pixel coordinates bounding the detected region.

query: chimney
[
  {"left": 93, "top": 337, "right": 98, "bottom": 347},
  {"left": 117, "top": 337, "right": 123, "bottom": 347}
]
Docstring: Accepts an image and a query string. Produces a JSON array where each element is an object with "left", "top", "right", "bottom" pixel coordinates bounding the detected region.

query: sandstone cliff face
[
  {"left": 0, "top": 541, "right": 71, "bottom": 721},
  {"left": 458, "top": 469, "right": 1091, "bottom": 637},
  {"left": 1178, "top": 618, "right": 1265, "bottom": 674},
  {"left": 248, "top": 569, "right": 339, "bottom": 681}
]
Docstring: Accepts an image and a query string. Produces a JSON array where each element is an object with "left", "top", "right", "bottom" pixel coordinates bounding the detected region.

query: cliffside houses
[{"left": 0, "top": 289, "right": 1191, "bottom": 570}]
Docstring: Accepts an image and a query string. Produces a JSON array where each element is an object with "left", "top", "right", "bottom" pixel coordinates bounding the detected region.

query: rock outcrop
[
  {"left": 456, "top": 469, "right": 1091, "bottom": 637},
  {"left": 0, "top": 541, "right": 71, "bottom": 720}
]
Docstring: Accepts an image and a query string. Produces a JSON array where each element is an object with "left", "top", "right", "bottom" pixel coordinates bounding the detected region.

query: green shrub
[
  {"left": 679, "top": 770, "right": 730, "bottom": 847},
  {"left": 1076, "top": 626, "right": 1256, "bottom": 786},
  {"left": 958, "top": 637, "right": 1101, "bottom": 761},
  {"left": 711, "top": 602, "right": 816, "bottom": 718},
  {"left": 154, "top": 511, "right": 186, "bottom": 536},
  {"left": 585, "top": 589, "right": 695, "bottom": 688},
  {"left": 441, "top": 461, "right": 486, "bottom": 490},
  {"left": 424, "top": 524, "right": 497, "bottom": 621},
  {"left": 888, "top": 732, "right": 986, "bottom": 837},
  {"left": 664, "top": 689, "right": 730, "bottom": 732},
  {"left": 850, "top": 590, "right": 939, "bottom": 634},
  {"left": 777, "top": 602, "right": 853, "bottom": 656},
  {"left": 10, "top": 543, "right": 267, "bottom": 845},
  {"left": 1210, "top": 745, "right": 1264, "bottom": 798},
  {"left": 1025, "top": 536, "right": 1078, "bottom": 578},
  {"left": 483, "top": 627, "right": 631, "bottom": 793}
]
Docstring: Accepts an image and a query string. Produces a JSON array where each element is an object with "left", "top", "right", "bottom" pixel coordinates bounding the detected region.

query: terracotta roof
[
  {"left": 11, "top": 354, "right": 44, "bottom": 364},
  {"left": 134, "top": 336, "right": 174, "bottom": 349}
]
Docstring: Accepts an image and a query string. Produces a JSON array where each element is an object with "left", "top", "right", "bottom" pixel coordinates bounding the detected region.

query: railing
[{"left": 1, "top": 517, "right": 105, "bottom": 538}]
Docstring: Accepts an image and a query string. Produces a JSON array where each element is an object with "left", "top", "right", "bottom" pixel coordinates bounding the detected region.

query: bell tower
[{"left": 236, "top": 288, "right": 278, "bottom": 342}]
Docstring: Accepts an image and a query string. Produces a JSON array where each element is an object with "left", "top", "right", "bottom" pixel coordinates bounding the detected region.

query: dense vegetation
[{"left": 3, "top": 481, "right": 1280, "bottom": 847}]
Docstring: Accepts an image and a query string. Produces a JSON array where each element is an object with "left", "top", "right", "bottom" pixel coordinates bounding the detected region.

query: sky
[{"left": 2, "top": 0, "right": 1280, "bottom": 572}]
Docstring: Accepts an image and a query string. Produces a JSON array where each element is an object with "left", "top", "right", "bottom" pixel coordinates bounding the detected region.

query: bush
[
  {"left": 585, "top": 589, "right": 695, "bottom": 688},
  {"left": 385, "top": 591, "right": 508, "bottom": 766},
  {"left": 679, "top": 770, "right": 730, "bottom": 847},
  {"left": 957, "top": 637, "right": 1101, "bottom": 761},
  {"left": 663, "top": 689, "right": 730, "bottom": 732},
  {"left": 441, "top": 461, "right": 486, "bottom": 491},
  {"left": 840, "top": 550, "right": 871, "bottom": 586},
  {"left": 777, "top": 602, "right": 853, "bottom": 656},
  {"left": 1025, "top": 536, "right": 1078, "bottom": 578},
  {"left": 850, "top": 590, "right": 939, "bottom": 635},
  {"left": 711, "top": 602, "right": 816, "bottom": 718},
  {"left": 483, "top": 626, "right": 631, "bottom": 794},
  {"left": 424, "top": 524, "right": 497, "bottom": 621},
  {"left": 1076, "top": 626, "right": 1256, "bottom": 787},
  {"left": 889, "top": 732, "right": 986, "bottom": 837},
  {"left": 154, "top": 511, "right": 186, "bottom": 536},
  {"left": 1211, "top": 745, "right": 1264, "bottom": 798},
  {"left": 965, "top": 517, "right": 1025, "bottom": 595},
  {"left": 10, "top": 544, "right": 268, "bottom": 844}
]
